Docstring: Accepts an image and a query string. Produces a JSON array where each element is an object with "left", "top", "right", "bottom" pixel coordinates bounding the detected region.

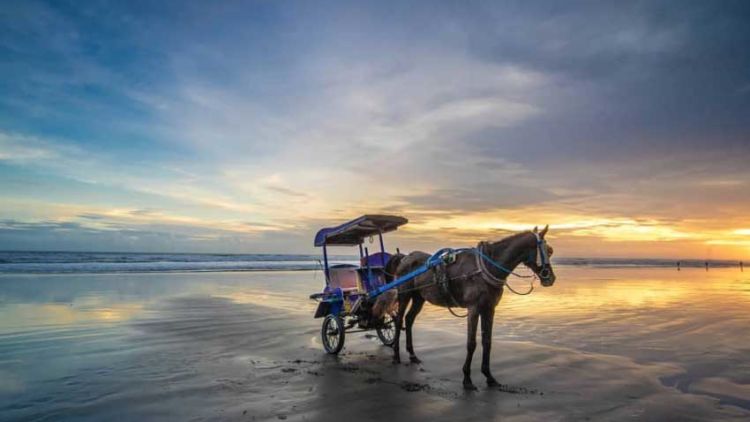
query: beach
[
  {"left": 1, "top": 266, "right": 749, "bottom": 421},
  {"left": 3, "top": 1, "right": 748, "bottom": 419}
]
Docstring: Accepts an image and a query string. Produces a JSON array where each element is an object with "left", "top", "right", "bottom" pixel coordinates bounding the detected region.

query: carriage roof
[{"left": 314, "top": 215, "right": 408, "bottom": 246}]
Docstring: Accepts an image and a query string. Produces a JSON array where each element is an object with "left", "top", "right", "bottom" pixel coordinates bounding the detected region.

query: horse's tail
[
  {"left": 371, "top": 253, "right": 406, "bottom": 320},
  {"left": 384, "top": 253, "right": 406, "bottom": 281}
]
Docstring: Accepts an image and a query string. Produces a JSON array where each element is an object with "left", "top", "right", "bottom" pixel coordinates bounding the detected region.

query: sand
[{"left": 0, "top": 267, "right": 749, "bottom": 421}]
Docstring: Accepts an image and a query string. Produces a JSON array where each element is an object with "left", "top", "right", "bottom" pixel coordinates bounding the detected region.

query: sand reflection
[
  {"left": 493, "top": 266, "right": 748, "bottom": 319},
  {"left": 0, "top": 301, "right": 145, "bottom": 333},
  {"left": 1, "top": 268, "right": 749, "bottom": 420}
]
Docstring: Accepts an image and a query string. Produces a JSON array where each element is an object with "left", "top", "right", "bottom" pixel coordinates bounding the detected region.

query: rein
[
  {"left": 474, "top": 243, "right": 534, "bottom": 279},
  {"left": 381, "top": 235, "right": 547, "bottom": 319},
  {"left": 386, "top": 242, "right": 539, "bottom": 297},
  {"left": 474, "top": 243, "right": 535, "bottom": 295}
]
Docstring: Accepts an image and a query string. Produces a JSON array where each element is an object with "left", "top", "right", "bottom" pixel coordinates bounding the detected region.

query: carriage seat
[
  {"left": 328, "top": 264, "right": 363, "bottom": 293},
  {"left": 360, "top": 252, "right": 392, "bottom": 268}
]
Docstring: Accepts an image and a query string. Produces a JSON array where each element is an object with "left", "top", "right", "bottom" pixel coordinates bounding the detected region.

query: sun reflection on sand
[
  {"left": 0, "top": 301, "right": 145, "bottom": 333},
  {"left": 511, "top": 276, "right": 690, "bottom": 312},
  {"left": 203, "top": 267, "right": 750, "bottom": 326},
  {"left": 1, "top": 269, "right": 749, "bottom": 420},
  {"left": 415, "top": 266, "right": 750, "bottom": 327},
  {"left": 212, "top": 290, "right": 318, "bottom": 315},
  {"left": 2, "top": 267, "right": 745, "bottom": 337}
]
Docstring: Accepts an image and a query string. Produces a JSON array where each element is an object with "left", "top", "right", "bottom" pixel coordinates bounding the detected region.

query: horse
[{"left": 388, "top": 225, "right": 556, "bottom": 390}]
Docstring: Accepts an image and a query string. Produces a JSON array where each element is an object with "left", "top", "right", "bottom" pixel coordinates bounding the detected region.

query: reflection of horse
[{"left": 389, "top": 226, "right": 556, "bottom": 390}]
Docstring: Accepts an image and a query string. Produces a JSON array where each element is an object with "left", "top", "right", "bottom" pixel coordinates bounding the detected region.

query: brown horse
[{"left": 389, "top": 226, "right": 556, "bottom": 390}]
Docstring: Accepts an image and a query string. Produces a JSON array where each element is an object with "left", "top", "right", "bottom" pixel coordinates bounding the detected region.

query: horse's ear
[
  {"left": 540, "top": 224, "right": 549, "bottom": 238},
  {"left": 533, "top": 226, "right": 538, "bottom": 233}
]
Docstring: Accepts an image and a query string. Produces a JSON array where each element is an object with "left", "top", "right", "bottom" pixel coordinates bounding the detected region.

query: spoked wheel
[
  {"left": 321, "top": 314, "right": 345, "bottom": 354},
  {"left": 376, "top": 313, "right": 396, "bottom": 347}
]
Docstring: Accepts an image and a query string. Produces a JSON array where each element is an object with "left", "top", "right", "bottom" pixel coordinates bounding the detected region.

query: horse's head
[{"left": 523, "top": 225, "right": 556, "bottom": 287}]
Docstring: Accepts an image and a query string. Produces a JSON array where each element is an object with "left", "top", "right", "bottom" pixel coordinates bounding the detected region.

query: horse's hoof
[
  {"left": 392, "top": 357, "right": 401, "bottom": 364},
  {"left": 463, "top": 380, "right": 478, "bottom": 391},
  {"left": 409, "top": 356, "right": 422, "bottom": 364},
  {"left": 486, "top": 377, "right": 499, "bottom": 388}
]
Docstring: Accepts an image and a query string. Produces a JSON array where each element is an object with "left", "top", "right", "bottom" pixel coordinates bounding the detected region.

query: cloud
[
  {"left": 0, "top": 207, "right": 300, "bottom": 253},
  {"left": 0, "top": 1, "right": 749, "bottom": 257}
]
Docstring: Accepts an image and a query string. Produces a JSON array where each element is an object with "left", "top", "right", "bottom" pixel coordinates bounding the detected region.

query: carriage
[
  {"left": 309, "top": 214, "right": 553, "bottom": 355},
  {"left": 310, "top": 215, "right": 557, "bottom": 389},
  {"left": 309, "top": 215, "right": 409, "bottom": 354}
]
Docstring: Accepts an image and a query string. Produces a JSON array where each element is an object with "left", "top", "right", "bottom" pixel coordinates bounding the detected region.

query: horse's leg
[
  {"left": 392, "top": 294, "right": 410, "bottom": 364},
  {"left": 462, "top": 306, "right": 479, "bottom": 390},
  {"left": 405, "top": 295, "right": 424, "bottom": 363},
  {"left": 480, "top": 306, "right": 499, "bottom": 387}
]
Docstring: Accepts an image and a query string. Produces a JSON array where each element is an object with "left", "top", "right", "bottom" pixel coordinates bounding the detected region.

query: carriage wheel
[
  {"left": 321, "top": 314, "right": 345, "bottom": 354},
  {"left": 376, "top": 313, "right": 396, "bottom": 347}
]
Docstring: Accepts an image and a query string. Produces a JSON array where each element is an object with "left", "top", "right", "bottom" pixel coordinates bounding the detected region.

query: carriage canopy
[{"left": 314, "top": 215, "right": 408, "bottom": 246}]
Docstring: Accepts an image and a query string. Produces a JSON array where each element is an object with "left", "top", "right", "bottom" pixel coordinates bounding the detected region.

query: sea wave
[{"left": 0, "top": 252, "right": 355, "bottom": 274}]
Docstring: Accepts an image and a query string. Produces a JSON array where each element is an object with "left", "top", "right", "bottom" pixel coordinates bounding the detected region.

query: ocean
[
  {"left": 0, "top": 251, "right": 742, "bottom": 274},
  {"left": 0, "top": 253, "right": 748, "bottom": 419}
]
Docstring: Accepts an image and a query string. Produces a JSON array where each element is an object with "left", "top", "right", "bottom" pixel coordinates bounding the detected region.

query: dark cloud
[
  {"left": 0, "top": 218, "right": 316, "bottom": 253},
  {"left": 440, "top": 1, "right": 750, "bottom": 164},
  {"left": 0, "top": 220, "right": 187, "bottom": 252}
]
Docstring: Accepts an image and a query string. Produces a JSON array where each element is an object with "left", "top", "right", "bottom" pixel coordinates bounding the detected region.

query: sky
[{"left": 1, "top": 0, "right": 749, "bottom": 258}]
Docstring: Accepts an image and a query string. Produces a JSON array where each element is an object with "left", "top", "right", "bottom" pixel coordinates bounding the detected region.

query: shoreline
[{"left": 0, "top": 262, "right": 746, "bottom": 276}]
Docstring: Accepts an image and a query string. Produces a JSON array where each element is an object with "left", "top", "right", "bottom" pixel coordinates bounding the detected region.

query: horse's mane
[{"left": 489, "top": 231, "right": 532, "bottom": 249}]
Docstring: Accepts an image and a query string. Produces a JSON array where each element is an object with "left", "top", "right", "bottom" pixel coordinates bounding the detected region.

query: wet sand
[{"left": 1, "top": 267, "right": 749, "bottom": 421}]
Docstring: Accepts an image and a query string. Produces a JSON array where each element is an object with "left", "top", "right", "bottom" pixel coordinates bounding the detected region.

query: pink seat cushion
[{"left": 329, "top": 267, "right": 361, "bottom": 291}]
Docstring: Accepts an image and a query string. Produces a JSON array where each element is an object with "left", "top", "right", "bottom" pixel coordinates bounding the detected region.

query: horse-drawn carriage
[
  {"left": 310, "top": 215, "right": 555, "bottom": 389},
  {"left": 309, "top": 215, "right": 408, "bottom": 354},
  {"left": 310, "top": 214, "right": 557, "bottom": 389}
]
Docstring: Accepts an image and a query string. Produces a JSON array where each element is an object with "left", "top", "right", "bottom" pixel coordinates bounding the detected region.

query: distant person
[
  {"left": 705, "top": 261, "right": 709, "bottom": 271},
  {"left": 741, "top": 261, "right": 744, "bottom": 272},
  {"left": 677, "top": 261, "right": 681, "bottom": 271}
]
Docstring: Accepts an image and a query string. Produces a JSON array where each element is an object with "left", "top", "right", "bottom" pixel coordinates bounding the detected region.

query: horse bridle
[
  {"left": 476, "top": 232, "right": 550, "bottom": 282},
  {"left": 528, "top": 232, "right": 552, "bottom": 280}
]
